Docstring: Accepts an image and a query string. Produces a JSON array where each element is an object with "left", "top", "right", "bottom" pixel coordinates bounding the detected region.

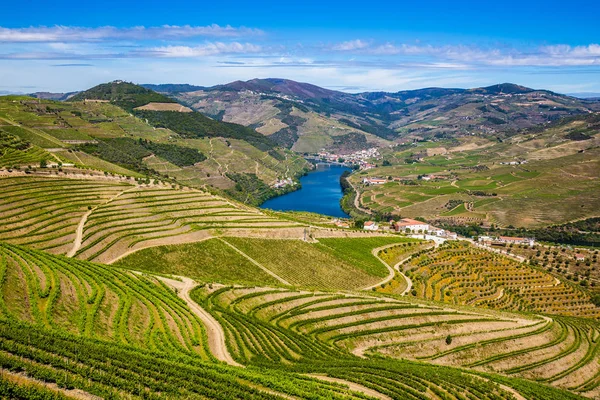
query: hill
[
  {"left": 169, "top": 79, "right": 600, "bottom": 152},
  {"left": 345, "top": 111, "right": 600, "bottom": 228},
  {"left": 0, "top": 89, "right": 311, "bottom": 204},
  {"left": 0, "top": 237, "right": 590, "bottom": 399}
]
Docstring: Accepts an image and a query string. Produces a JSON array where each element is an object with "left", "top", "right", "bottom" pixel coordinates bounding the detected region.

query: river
[{"left": 260, "top": 164, "right": 350, "bottom": 218}]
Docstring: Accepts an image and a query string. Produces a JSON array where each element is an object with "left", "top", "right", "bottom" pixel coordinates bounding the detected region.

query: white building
[
  {"left": 363, "top": 221, "right": 379, "bottom": 231},
  {"left": 363, "top": 177, "right": 387, "bottom": 185},
  {"left": 394, "top": 218, "right": 430, "bottom": 232}
]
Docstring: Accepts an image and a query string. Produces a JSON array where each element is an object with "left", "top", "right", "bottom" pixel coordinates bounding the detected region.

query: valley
[{"left": 0, "top": 77, "right": 599, "bottom": 400}]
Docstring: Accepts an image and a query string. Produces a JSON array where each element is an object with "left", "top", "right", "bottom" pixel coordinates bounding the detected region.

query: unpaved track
[
  {"left": 156, "top": 274, "right": 242, "bottom": 367},
  {"left": 67, "top": 187, "right": 136, "bottom": 257},
  {"left": 362, "top": 244, "right": 398, "bottom": 291},
  {"left": 348, "top": 180, "right": 372, "bottom": 215}
]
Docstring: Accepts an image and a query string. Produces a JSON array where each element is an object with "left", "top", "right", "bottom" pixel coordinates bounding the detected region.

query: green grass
[
  {"left": 115, "top": 238, "right": 281, "bottom": 286},
  {"left": 316, "top": 237, "right": 416, "bottom": 277},
  {"left": 222, "top": 237, "right": 390, "bottom": 290}
]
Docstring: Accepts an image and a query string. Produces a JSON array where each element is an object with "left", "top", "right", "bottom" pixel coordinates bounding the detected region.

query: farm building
[
  {"left": 363, "top": 177, "right": 387, "bottom": 185},
  {"left": 498, "top": 236, "right": 536, "bottom": 246},
  {"left": 363, "top": 221, "right": 379, "bottom": 231},
  {"left": 394, "top": 218, "right": 430, "bottom": 233},
  {"left": 575, "top": 253, "right": 586, "bottom": 261}
]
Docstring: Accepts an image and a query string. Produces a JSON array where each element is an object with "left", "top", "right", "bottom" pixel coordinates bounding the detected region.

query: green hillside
[{"left": 0, "top": 93, "right": 311, "bottom": 204}]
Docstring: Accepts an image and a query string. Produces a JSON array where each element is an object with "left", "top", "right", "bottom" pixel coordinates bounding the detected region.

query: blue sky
[{"left": 1, "top": 0, "right": 599, "bottom": 93}]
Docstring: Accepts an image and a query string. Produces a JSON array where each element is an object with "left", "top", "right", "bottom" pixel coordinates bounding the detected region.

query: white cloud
[
  {"left": 331, "top": 39, "right": 369, "bottom": 51},
  {"left": 148, "top": 42, "right": 263, "bottom": 57},
  {"left": 329, "top": 40, "right": 600, "bottom": 67},
  {"left": 0, "top": 25, "right": 263, "bottom": 42}
]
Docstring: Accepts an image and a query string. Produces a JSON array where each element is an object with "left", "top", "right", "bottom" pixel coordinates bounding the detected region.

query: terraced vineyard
[
  {"left": 195, "top": 285, "right": 595, "bottom": 398},
  {"left": 0, "top": 176, "right": 302, "bottom": 263},
  {"left": 405, "top": 241, "right": 600, "bottom": 318},
  {"left": 0, "top": 242, "right": 210, "bottom": 357},
  {"left": 0, "top": 243, "right": 383, "bottom": 399},
  {"left": 0, "top": 177, "right": 132, "bottom": 255},
  {"left": 75, "top": 185, "right": 300, "bottom": 263}
]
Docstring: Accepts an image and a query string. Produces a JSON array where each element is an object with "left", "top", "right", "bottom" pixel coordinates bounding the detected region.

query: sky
[{"left": 1, "top": 0, "right": 600, "bottom": 94}]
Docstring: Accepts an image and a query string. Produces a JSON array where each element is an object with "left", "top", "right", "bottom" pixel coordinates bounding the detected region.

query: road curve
[
  {"left": 156, "top": 275, "right": 242, "bottom": 367},
  {"left": 362, "top": 244, "right": 398, "bottom": 291}
]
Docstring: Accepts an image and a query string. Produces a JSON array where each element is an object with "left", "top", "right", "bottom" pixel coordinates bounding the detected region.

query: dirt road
[{"left": 157, "top": 275, "right": 242, "bottom": 367}]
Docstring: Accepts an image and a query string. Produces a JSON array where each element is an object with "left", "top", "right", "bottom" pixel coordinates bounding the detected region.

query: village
[
  {"left": 312, "top": 147, "right": 381, "bottom": 169},
  {"left": 333, "top": 217, "right": 537, "bottom": 249}
]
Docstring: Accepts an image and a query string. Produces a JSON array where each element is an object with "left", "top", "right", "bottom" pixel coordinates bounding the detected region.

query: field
[
  {"left": 0, "top": 243, "right": 385, "bottom": 399},
  {"left": 219, "top": 236, "right": 411, "bottom": 290},
  {"left": 404, "top": 241, "right": 600, "bottom": 318},
  {"left": 351, "top": 128, "right": 600, "bottom": 228},
  {"left": 0, "top": 172, "right": 597, "bottom": 398},
  {"left": 0, "top": 175, "right": 304, "bottom": 263},
  {"left": 193, "top": 284, "right": 597, "bottom": 398},
  {"left": 115, "top": 238, "right": 282, "bottom": 286}
]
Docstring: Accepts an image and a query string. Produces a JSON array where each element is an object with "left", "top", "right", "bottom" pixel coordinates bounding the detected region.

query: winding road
[
  {"left": 362, "top": 242, "right": 429, "bottom": 294},
  {"left": 157, "top": 275, "right": 242, "bottom": 367}
]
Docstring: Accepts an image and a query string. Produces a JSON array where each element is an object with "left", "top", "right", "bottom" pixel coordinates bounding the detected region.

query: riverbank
[{"left": 261, "top": 164, "right": 351, "bottom": 218}]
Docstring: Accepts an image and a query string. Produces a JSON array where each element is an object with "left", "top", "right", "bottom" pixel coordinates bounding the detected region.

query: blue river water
[{"left": 260, "top": 164, "right": 350, "bottom": 218}]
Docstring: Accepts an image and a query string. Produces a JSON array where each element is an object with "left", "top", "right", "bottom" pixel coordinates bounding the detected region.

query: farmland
[
  {"left": 0, "top": 175, "right": 307, "bottom": 263},
  {"left": 219, "top": 236, "right": 411, "bottom": 290},
  {"left": 0, "top": 83, "right": 599, "bottom": 399},
  {"left": 194, "top": 284, "right": 597, "bottom": 398},
  {"left": 0, "top": 94, "right": 311, "bottom": 203},
  {"left": 404, "top": 241, "right": 600, "bottom": 318},
  {"left": 349, "top": 121, "right": 600, "bottom": 228}
]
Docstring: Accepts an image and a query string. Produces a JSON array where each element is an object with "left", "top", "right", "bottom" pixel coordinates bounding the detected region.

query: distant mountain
[
  {"left": 568, "top": 92, "right": 600, "bottom": 99},
  {"left": 142, "top": 83, "right": 206, "bottom": 93},
  {"left": 167, "top": 79, "right": 600, "bottom": 152},
  {"left": 29, "top": 91, "right": 78, "bottom": 101}
]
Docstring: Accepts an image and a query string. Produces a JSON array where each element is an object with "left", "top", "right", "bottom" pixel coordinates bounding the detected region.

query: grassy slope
[
  {"left": 351, "top": 124, "right": 600, "bottom": 227},
  {"left": 114, "top": 238, "right": 281, "bottom": 286},
  {"left": 222, "top": 237, "right": 412, "bottom": 290}
]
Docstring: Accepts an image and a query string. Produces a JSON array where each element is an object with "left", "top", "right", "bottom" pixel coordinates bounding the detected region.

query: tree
[
  {"left": 39, "top": 159, "right": 48, "bottom": 168},
  {"left": 446, "top": 335, "right": 453, "bottom": 345}
]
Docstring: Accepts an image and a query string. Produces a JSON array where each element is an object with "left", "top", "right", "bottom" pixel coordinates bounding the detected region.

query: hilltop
[{"left": 166, "top": 79, "right": 600, "bottom": 152}]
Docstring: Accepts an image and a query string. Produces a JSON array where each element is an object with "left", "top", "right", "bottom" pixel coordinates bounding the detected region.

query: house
[
  {"left": 363, "top": 177, "right": 387, "bottom": 185},
  {"left": 333, "top": 219, "right": 350, "bottom": 229},
  {"left": 430, "top": 227, "right": 445, "bottom": 236},
  {"left": 394, "top": 218, "right": 430, "bottom": 233},
  {"left": 575, "top": 253, "right": 586, "bottom": 262},
  {"left": 363, "top": 221, "right": 379, "bottom": 231},
  {"left": 444, "top": 231, "right": 458, "bottom": 240},
  {"left": 498, "top": 236, "right": 535, "bottom": 246}
]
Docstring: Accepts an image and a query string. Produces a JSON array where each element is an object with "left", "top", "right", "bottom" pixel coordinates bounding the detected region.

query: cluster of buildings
[
  {"left": 499, "top": 160, "right": 528, "bottom": 165},
  {"left": 272, "top": 178, "right": 296, "bottom": 189},
  {"left": 314, "top": 148, "right": 380, "bottom": 169},
  {"left": 478, "top": 235, "right": 536, "bottom": 247},
  {"left": 363, "top": 218, "right": 458, "bottom": 239}
]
